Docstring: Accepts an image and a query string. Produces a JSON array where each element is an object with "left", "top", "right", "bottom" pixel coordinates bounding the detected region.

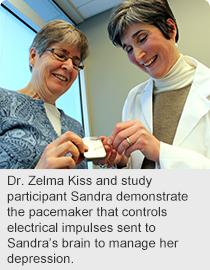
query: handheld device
[{"left": 83, "top": 137, "right": 106, "bottom": 162}]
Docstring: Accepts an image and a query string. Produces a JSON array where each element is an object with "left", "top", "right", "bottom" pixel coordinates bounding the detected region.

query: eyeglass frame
[{"left": 45, "top": 48, "right": 84, "bottom": 70}]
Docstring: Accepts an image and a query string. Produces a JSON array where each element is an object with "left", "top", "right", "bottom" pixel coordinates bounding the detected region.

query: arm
[
  {"left": 105, "top": 119, "right": 210, "bottom": 169},
  {"left": 106, "top": 120, "right": 210, "bottom": 169},
  {"left": 159, "top": 142, "right": 210, "bottom": 169},
  {"left": 0, "top": 130, "right": 87, "bottom": 169}
]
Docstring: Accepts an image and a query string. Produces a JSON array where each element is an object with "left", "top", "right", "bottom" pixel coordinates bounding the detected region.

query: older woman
[
  {"left": 100, "top": 0, "right": 210, "bottom": 169},
  {"left": 0, "top": 20, "right": 89, "bottom": 169}
]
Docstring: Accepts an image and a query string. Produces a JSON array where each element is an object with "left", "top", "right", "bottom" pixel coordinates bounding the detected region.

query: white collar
[
  {"left": 44, "top": 103, "right": 61, "bottom": 136},
  {"left": 153, "top": 54, "right": 196, "bottom": 93}
]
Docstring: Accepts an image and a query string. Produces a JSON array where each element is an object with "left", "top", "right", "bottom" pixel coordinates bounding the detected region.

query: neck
[{"left": 18, "top": 82, "right": 56, "bottom": 105}]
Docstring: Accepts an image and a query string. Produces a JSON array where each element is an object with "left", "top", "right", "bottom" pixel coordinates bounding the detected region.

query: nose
[
  {"left": 133, "top": 47, "right": 146, "bottom": 62},
  {"left": 61, "top": 58, "right": 74, "bottom": 72}
]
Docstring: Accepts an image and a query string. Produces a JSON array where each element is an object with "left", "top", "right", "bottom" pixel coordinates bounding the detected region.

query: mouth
[
  {"left": 53, "top": 73, "right": 68, "bottom": 82},
  {"left": 143, "top": 55, "right": 157, "bottom": 67}
]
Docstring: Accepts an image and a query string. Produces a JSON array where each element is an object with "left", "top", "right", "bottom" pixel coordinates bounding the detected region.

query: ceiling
[
  {"left": 54, "top": 0, "right": 123, "bottom": 24},
  {"left": 1, "top": 0, "right": 123, "bottom": 31},
  {"left": 2, "top": 0, "right": 123, "bottom": 26}
]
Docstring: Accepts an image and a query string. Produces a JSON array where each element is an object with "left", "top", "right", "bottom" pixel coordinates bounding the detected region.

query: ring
[
  {"left": 98, "top": 163, "right": 108, "bottom": 169},
  {"left": 126, "top": 137, "right": 132, "bottom": 146}
]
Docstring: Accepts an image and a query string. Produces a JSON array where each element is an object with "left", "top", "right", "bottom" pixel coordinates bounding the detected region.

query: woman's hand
[
  {"left": 94, "top": 136, "right": 129, "bottom": 168},
  {"left": 35, "top": 131, "right": 88, "bottom": 169},
  {"left": 107, "top": 120, "right": 160, "bottom": 163}
]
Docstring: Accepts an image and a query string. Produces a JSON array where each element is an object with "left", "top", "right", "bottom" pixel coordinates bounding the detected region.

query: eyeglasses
[{"left": 45, "top": 48, "right": 84, "bottom": 70}]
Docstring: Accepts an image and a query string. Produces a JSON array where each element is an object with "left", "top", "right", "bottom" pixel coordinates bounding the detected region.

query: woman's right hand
[{"left": 35, "top": 131, "right": 88, "bottom": 169}]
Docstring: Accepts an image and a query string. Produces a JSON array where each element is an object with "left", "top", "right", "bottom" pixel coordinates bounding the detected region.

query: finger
[
  {"left": 107, "top": 150, "right": 118, "bottom": 168},
  {"left": 107, "top": 121, "right": 136, "bottom": 149},
  {"left": 114, "top": 133, "right": 134, "bottom": 155},
  {"left": 99, "top": 136, "right": 106, "bottom": 142},
  {"left": 77, "top": 153, "right": 86, "bottom": 165},
  {"left": 106, "top": 123, "right": 127, "bottom": 145},
  {"left": 67, "top": 134, "right": 85, "bottom": 154},
  {"left": 44, "top": 156, "right": 76, "bottom": 169},
  {"left": 56, "top": 131, "right": 86, "bottom": 154},
  {"left": 101, "top": 137, "right": 108, "bottom": 144},
  {"left": 98, "top": 152, "right": 111, "bottom": 166},
  {"left": 49, "top": 131, "right": 73, "bottom": 147},
  {"left": 84, "top": 145, "right": 89, "bottom": 152},
  {"left": 93, "top": 146, "right": 112, "bottom": 167},
  {"left": 104, "top": 144, "right": 113, "bottom": 152},
  {"left": 115, "top": 121, "right": 147, "bottom": 154},
  {"left": 61, "top": 156, "right": 77, "bottom": 169},
  {"left": 54, "top": 141, "right": 81, "bottom": 164},
  {"left": 114, "top": 124, "right": 141, "bottom": 150}
]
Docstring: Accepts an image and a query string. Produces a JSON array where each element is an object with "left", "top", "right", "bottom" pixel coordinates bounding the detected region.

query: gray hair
[
  {"left": 107, "top": 0, "right": 179, "bottom": 47},
  {"left": 29, "top": 20, "right": 89, "bottom": 71}
]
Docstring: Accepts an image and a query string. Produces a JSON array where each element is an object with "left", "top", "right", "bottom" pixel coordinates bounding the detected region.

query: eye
[
  {"left": 138, "top": 34, "right": 148, "bottom": 44},
  {"left": 55, "top": 51, "right": 66, "bottom": 60},
  {"left": 124, "top": 46, "right": 133, "bottom": 54},
  {"left": 72, "top": 58, "right": 80, "bottom": 68}
]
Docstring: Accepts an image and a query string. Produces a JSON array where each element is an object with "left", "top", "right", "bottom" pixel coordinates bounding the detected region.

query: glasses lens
[
  {"left": 53, "top": 49, "right": 67, "bottom": 61},
  {"left": 73, "top": 60, "right": 84, "bottom": 70},
  {"left": 78, "top": 62, "right": 84, "bottom": 70},
  {"left": 50, "top": 48, "right": 84, "bottom": 70}
]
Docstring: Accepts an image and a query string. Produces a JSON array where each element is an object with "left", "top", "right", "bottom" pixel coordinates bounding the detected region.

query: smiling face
[
  {"left": 29, "top": 43, "right": 80, "bottom": 104},
  {"left": 121, "top": 21, "right": 180, "bottom": 79}
]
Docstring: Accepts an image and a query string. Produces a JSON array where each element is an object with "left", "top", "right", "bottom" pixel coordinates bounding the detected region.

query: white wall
[{"left": 78, "top": 0, "right": 210, "bottom": 137}]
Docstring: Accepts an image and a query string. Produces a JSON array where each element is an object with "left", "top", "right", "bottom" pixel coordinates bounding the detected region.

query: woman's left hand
[
  {"left": 106, "top": 120, "right": 160, "bottom": 163},
  {"left": 94, "top": 136, "right": 128, "bottom": 168}
]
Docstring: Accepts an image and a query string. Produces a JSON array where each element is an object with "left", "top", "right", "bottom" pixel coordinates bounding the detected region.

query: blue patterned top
[{"left": 0, "top": 88, "right": 87, "bottom": 169}]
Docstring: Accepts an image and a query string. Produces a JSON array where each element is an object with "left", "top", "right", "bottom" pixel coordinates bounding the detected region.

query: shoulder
[
  {"left": 0, "top": 87, "right": 16, "bottom": 97},
  {"left": 0, "top": 88, "right": 19, "bottom": 111},
  {"left": 0, "top": 87, "right": 25, "bottom": 96},
  {"left": 0, "top": 88, "right": 35, "bottom": 104},
  {"left": 0, "top": 88, "right": 45, "bottom": 106},
  {"left": 184, "top": 55, "right": 210, "bottom": 73},
  {"left": 181, "top": 56, "right": 210, "bottom": 98},
  {"left": 185, "top": 56, "right": 210, "bottom": 84},
  {"left": 0, "top": 89, "right": 45, "bottom": 124}
]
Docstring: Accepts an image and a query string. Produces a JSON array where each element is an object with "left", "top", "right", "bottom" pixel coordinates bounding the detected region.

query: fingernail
[{"left": 107, "top": 138, "right": 112, "bottom": 145}]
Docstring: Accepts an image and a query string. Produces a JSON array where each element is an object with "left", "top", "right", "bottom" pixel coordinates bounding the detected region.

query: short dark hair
[{"left": 107, "top": 0, "right": 179, "bottom": 47}]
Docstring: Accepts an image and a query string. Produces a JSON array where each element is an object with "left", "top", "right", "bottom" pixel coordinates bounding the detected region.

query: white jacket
[{"left": 122, "top": 56, "right": 210, "bottom": 169}]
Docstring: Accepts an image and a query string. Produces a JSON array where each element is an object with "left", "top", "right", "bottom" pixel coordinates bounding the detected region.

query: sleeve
[{"left": 159, "top": 142, "right": 210, "bottom": 169}]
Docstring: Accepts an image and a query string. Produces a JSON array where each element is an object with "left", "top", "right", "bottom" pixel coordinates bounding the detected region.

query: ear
[
  {"left": 29, "top": 47, "right": 37, "bottom": 66},
  {"left": 166, "top": 18, "right": 177, "bottom": 41}
]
